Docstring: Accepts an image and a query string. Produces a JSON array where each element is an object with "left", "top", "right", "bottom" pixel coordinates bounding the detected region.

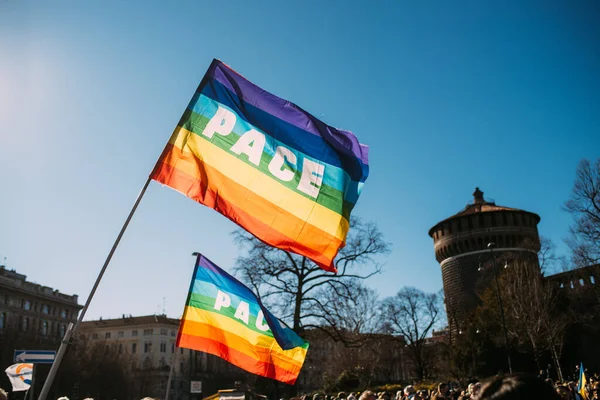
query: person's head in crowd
[
  {"left": 438, "top": 383, "right": 449, "bottom": 397},
  {"left": 592, "top": 382, "right": 600, "bottom": 400},
  {"left": 405, "top": 386, "right": 416, "bottom": 399},
  {"left": 469, "top": 382, "right": 482, "bottom": 397},
  {"left": 473, "top": 374, "right": 560, "bottom": 400},
  {"left": 555, "top": 385, "right": 572, "bottom": 400},
  {"left": 359, "top": 391, "right": 376, "bottom": 400}
]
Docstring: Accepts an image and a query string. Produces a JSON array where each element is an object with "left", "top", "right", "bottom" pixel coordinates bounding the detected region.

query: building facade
[
  {"left": 80, "top": 315, "right": 195, "bottom": 400},
  {"left": 428, "top": 188, "right": 541, "bottom": 333},
  {"left": 0, "top": 264, "right": 81, "bottom": 345},
  {"left": 79, "top": 315, "right": 246, "bottom": 400},
  {"left": 0, "top": 264, "right": 82, "bottom": 393}
]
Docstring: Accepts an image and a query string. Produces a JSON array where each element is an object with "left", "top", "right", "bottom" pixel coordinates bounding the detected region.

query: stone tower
[{"left": 428, "top": 188, "right": 541, "bottom": 333}]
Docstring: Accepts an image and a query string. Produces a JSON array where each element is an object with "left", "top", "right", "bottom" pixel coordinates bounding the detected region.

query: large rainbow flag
[
  {"left": 177, "top": 254, "right": 308, "bottom": 384},
  {"left": 151, "top": 59, "right": 369, "bottom": 272}
]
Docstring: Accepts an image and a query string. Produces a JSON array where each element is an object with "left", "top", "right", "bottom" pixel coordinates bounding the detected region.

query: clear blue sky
[{"left": 1, "top": 1, "right": 599, "bottom": 321}]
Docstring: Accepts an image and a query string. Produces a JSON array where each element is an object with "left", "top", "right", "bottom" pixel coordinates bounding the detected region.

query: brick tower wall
[{"left": 430, "top": 206, "right": 541, "bottom": 333}]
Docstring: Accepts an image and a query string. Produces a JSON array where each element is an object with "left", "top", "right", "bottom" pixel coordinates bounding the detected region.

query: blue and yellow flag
[{"left": 578, "top": 362, "right": 588, "bottom": 400}]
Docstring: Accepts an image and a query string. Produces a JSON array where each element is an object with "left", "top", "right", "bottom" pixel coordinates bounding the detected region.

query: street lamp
[{"left": 488, "top": 242, "right": 513, "bottom": 374}]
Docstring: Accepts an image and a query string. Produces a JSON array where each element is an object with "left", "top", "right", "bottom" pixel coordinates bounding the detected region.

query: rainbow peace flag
[
  {"left": 151, "top": 59, "right": 369, "bottom": 272},
  {"left": 176, "top": 254, "right": 308, "bottom": 384}
]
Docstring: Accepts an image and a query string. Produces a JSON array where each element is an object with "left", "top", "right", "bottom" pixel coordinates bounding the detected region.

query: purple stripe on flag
[{"left": 205, "top": 59, "right": 369, "bottom": 166}]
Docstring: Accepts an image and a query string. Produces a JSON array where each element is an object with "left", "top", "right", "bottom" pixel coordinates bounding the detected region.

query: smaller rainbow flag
[{"left": 177, "top": 254, "right": 308, "bottom": 384}]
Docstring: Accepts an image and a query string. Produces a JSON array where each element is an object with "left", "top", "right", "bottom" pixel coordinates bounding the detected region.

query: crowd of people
[
  {"left": 300, "top": 372, "right": 600, "bottom": 400},
  {"left": 1, "top": 371, "right": 599, "bottom": 400}
]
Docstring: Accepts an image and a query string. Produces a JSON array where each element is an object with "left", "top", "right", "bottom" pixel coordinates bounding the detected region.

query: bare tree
[
  {"left": 538, "top": 236, "right": 559, "bottom": 275},
  {"left": 564, "top": 158, "right": 600, "bottom": 267},
  {"left": 476, "top": 254, "right": 570, "bottom": 380},
  {"left": 380, "top": 287, "right": 442, "bottom": 380},
  {"left": 233, "top": 217, "right": 390, "bottom": 343},
  {"left": 309, "top": 282, "right": 383, "bottom": 339}
]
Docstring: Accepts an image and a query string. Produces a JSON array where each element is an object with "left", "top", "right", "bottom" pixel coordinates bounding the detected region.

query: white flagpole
[
  {"left": 37, "top": 177, "right": 152, "bottom": 400},
  {"left": 165, "top": 345, "right": 180, "bottom": 400},
  {"left": 29, "top": 365, "right": 35, "bottom": 400}
]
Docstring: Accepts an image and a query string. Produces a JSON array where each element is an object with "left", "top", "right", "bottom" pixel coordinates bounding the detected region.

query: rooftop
[
  {"left": 80, "top": 314, "right": 180, "bottom": 328},
  {"left": 0, "top": 265, "right": 81, "bottom": 307},
  {"left": 428, "top": 188, "right": 541, "bottom": 236}
]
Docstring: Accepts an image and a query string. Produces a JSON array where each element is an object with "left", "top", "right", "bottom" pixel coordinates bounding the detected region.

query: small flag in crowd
[
  {"left": 176, "top": 254, "right": 308, "bottom": 384},
  {"left": 151, "top": 59, "right": 369, "bottom": 272},
  {"left": 578, "top": 362, "right": 588, "bottom": 400},
  {"left": 5, "top": 363, "right": 33, "bottom": 391}
]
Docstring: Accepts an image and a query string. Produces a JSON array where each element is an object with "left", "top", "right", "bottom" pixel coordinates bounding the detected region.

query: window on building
[
  {"left": 160, "top": 341, "right": 166, "bottom": 353},
  {"left": 60, "top": 309, "right": 67, "bottom": 319},
  {"left": 171, "top": 342, "right": 175, "bottom": 353},
  {"left": 144, "top": 341, "right": 152, "bottom": 353},
  {"left": 118, "top": 331, "right": 124, "bottom": 338},
  {"left": 0, "top": 312, "right": 6, "bottom": 329},
  {"left": 41, "top": 320, "right": 48, "bottom": 336},
  {"left": 92, "top": 333, "right": 98, "bottom": 339},
  {"left": 105, "top": 332, "right": 111, "bottom": 339},
  {"left": 59, "top": 324, "right": 66, "bottom": 337},
  {"left": 143, "top": 328, "right": 153, "bottom": 336},
  {"left": 118, "top": 344, "right": 123, "bottom": 354},
  {"left": 22, "top": 317, "right": 29, "bottom": 332},
  {"left": 180, "top": 362, "right": 184, "bottom": 373},
  {"left": 23, "top": 300, "right": 31, "bottom": 311},
  {"left": 132, "top": 343, "right": 137, "bottom": 354},
  {"left": 160, "top": 328, "right": 168, "bottom": 335},
  {"left": 171, "top": 330, "right": 176, "bottom": 337},
  {"left": 42, "top": 305, "right": 49, "bottom": 314},
  {"left": 132, "top": 330, "right": 138, "bottom": 337}
]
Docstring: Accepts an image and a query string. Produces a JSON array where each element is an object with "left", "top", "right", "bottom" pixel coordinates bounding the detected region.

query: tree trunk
[
  {"left": 293, "top": 281, "right": 303, "bottom": 333},
  {"left": 550, "top": 343, "right": 564, "bottom": 382}
]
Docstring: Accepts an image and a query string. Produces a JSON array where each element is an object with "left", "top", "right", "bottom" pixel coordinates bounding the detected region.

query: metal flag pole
[
  {"left": 29, "top": 365, "right": 35, "bottom": 400},
  {"left": 37, "top": 177, "right": 152, "bottom": 400},
  {"left": 165, "top": 343, "right": 180, "bottom": 400}
]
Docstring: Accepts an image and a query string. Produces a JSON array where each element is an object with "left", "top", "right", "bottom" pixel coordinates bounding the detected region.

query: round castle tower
[{"left": 428, "top": 188, "right": 541, "bottom": 332}]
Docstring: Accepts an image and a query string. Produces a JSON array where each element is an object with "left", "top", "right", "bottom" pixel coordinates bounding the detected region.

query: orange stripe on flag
[
  {"left": 180, "top": 318, "right": 304, "bottom": 370},
  {"left": 151, "top": 145, "right": 340, "bottom": 270},
  {"left": 177, "top": 333, "right": 301, "bottom": 384}
]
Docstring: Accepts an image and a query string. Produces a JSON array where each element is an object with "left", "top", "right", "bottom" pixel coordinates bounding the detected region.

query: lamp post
[{"left": 488, "top": 242, "right": 513, "bottom": 374}]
